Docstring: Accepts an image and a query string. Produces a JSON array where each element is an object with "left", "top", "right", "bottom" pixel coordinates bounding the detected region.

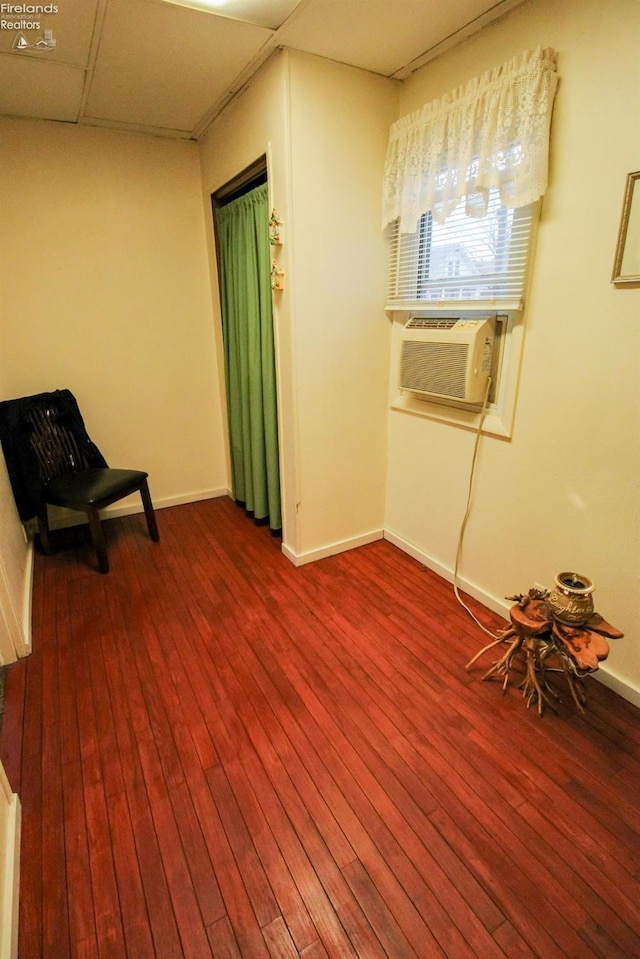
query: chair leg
[
  {"left": 37, "top": 506, "right": 52, "bottom": 555},
  {"left": 140, "top": 479, "right": 160, "bottom": 542},
  {"left": 87, "top": 507, "right": 109, "bottom": 574}
]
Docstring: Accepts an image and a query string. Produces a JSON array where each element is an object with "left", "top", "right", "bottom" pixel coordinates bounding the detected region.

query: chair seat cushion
[{"left": 45, "top": 468, "right": 149, "bottom": 508}]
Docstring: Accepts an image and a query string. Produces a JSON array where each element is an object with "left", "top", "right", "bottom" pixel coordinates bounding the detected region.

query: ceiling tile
[
  {"left": 0, "top": 0, "right": 99, "bottom": 65},
  {"left": 157, "top": 0, "right": 302, "bottom": 30},
  {"left": 84, "top": 0, "right": 273, "bottom": 132},
  {"left": 0, "top": 56, "right": 85, "bottom": 121},
  {"left": 279, "top": 0, "right": 519, "bottom": 76}
]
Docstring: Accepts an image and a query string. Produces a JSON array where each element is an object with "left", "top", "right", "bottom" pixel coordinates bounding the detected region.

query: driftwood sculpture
[{"left": 466, "top": 588, "right": 623, "bottom": 715}]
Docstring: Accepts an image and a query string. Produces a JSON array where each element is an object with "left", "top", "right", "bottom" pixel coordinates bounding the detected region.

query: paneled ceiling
[{"left": 0, "top": 0, "right": 524, "bottom": 140}]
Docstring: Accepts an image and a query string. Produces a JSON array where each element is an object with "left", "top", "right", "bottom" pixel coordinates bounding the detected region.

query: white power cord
[{"left": 452, "top": 377, "right": 502, "bottom": 639}]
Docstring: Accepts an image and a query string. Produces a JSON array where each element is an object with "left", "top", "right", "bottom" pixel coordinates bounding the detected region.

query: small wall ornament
[
  {"left": 270, "top": 261, "right": 284, "bottom": 291},
  {"left": 269, "top": 209, "right": 283, "bottom": 246}
]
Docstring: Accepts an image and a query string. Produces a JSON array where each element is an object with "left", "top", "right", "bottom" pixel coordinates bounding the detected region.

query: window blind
[{"left": 387, "top": 192, "right": 537, "bottom": 310}]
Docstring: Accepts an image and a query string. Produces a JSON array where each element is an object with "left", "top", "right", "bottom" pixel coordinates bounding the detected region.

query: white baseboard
[
  {"left": 0, "top": 791, "right": 20, "bottom": 959},
  {"left": 383, "top": 528, "right": 640, "bottom": 710},
  {"left": 383, "top": 529, "right": 512, "bottom": 620},
  {"left": 19, "top": 541, "right": 33, "bottom": 658},
  {"left": 592, "top": 666, "right": 640, "bottom": 709},
  {"left": 104, "top": 486, "right": 229, "bottom": 518},
  {"left": 282, "top": 528, "right": 384, "bottom": 567},
  {"left": 47, "top": 487, "right": 229, "bottom": 529}
]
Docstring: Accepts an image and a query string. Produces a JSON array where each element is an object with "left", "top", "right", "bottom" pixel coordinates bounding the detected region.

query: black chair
[{"left": 0, "top": 389, "right": 159, "bottom": 573}]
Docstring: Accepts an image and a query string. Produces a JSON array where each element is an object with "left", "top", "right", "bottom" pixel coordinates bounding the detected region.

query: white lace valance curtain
[{"left": 382, "top": 46, "right": 558, "bottom": 230}]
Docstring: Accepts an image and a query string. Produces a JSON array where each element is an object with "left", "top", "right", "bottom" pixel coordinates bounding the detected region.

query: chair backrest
[
  {"left": 24, "top": 400, "right": 91, "bottom": 482},
  {"left": 0, "top": 389, "right": 108, "bottom": 521}
]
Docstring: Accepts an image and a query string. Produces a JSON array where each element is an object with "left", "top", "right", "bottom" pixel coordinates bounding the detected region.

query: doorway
[{"left": 212, "top": 160, "right": 282, "bottom": 532}]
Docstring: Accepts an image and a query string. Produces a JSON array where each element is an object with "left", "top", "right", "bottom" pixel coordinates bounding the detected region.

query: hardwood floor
[{"left": 1, "top": 496, "right": 639, "bottom": 958}]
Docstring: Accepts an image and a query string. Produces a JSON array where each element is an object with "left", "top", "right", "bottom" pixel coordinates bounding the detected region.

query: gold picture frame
[{"left": 612, "top": 170, "right": 640, "bottom": 284}]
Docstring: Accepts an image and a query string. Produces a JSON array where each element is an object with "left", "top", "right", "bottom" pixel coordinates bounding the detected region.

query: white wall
[
  {"left": 0, "top": 761, "right": 19, "bottom": 959},
  {"left": 0, "top": 358, "right": 31, "bottom": 665},
  {"left": 0, "top": 451, "right": 31, "bottom": 666},
  {"left": 199, "top": 50, "right": 398, "bottom": 562},
  {"left": 384, "top": 0, "right": 640, "bottom": 700},
  {"left": 286, "top": 52, "right": 397, "bottom": 560},
  {"left": 0, "top": 119, "right": 227, "bottom": 515}
]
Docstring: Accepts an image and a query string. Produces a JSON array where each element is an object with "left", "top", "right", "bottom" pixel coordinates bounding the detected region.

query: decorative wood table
[{"left": 465, "top": 588, "right": 624, "bottom": 715}]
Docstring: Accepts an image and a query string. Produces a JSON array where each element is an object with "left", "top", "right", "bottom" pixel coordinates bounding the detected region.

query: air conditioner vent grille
[
  {"left": 406, "top": 317, "right": 458, "bottom": 330},
  {"left": 400, "top": 342, "right": 468, "bottom": 399}
]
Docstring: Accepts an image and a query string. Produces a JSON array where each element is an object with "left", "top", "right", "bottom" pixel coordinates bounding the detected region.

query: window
[
  {"left": 386, "top": 186, "right": 539, "bottom": 437},
  {"left": 387, "top": 188, "right": 537, "bottom": 310},
  {"left": 382, "top": 47, "right": 557, "bottom": 435}
]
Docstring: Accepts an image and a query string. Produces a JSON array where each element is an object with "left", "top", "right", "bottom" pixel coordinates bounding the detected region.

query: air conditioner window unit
[{"left": 399, "top": 315, "right": 496, "bottom": 405}]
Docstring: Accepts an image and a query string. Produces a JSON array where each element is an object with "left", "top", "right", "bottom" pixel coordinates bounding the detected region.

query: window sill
[
  {"left": 385, "top": 297, "right": 524, "bottom": 313},
  {"left": 390, "top": 392, "right": 511, "bottom": 438}
]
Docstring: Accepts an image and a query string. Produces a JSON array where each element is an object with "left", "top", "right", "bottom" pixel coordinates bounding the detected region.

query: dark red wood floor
[{"left": 1, "top": 497, "right": 639, "bottom": 958}]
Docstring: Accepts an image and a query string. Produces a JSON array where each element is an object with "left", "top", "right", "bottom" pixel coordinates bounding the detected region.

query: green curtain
[{"left": 215, "top": 183, "right": 281, "bottom": 531}]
